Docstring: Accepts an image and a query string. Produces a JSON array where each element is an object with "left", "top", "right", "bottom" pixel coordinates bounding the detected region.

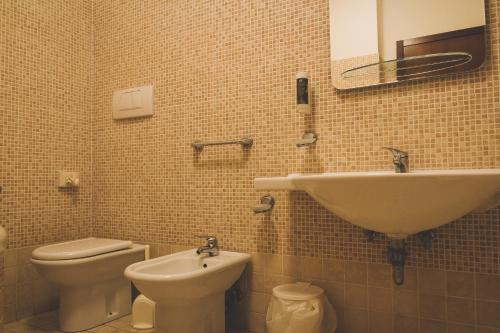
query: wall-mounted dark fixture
[
  {"left": 387, "top": 240, "right": 407, "bottom": 285},
  {"left": 417, "top": 230, "right": 436, "bottom": 249},
  {"left": 252, "top": 195, "right": 275, "bottom": 214}
]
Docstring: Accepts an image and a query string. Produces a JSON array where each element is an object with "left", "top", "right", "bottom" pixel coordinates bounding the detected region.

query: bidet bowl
[
  {"left": 125, "top": 249, "right": 250, "bottom": 333},
  {"left": 125, "top": 249, "right": 250, "bottom": 305}
]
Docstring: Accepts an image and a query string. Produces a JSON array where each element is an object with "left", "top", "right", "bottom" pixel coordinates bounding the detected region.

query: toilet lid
[{"left": 32, "top": 237, "right": 133, "bottom": 260}]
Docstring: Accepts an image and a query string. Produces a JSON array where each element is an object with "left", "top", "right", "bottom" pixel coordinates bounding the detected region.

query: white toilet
[{"left": 31, "top": 237, "right": 146, "bottom": 332}]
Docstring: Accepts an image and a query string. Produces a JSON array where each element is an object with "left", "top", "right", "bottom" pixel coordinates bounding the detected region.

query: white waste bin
[{"left": 266, "top": 282, "right": 337, "bottom": 333}]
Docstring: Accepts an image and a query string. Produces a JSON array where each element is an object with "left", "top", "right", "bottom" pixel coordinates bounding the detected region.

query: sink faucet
[
  {"left": 196, "top": 235, "right": 219, "bottom": 257},
  {"left": 382, "top": 147, "right": 409, "bottom": 173}
]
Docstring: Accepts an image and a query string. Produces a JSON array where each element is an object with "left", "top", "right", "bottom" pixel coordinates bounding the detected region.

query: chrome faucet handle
[
  {"left": 195, "top": 235, "right": 216, "bottom": 240},
  {"left": 382, "top": 147, "right": 408, "bottom": 158},
  {"left": 382, "top": 147, "right": 409, "bottom": 173},
  {"left": 195, "top": 235, "right": 218, "bottom": 247},
  {"left": 195, "top": 235, "right": 219, "bottom": 256}
]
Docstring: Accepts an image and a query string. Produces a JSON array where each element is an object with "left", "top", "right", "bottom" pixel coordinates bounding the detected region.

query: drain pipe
[{"left": 387, "top": 239, "right": 407, "bottom": 285}]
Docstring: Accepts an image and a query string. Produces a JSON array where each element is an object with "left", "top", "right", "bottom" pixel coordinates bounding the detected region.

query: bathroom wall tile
[
  {"left": 249, "top": 254, "right": 266, "bottom": 274},
  {"left": 367, "top": 264, "right": 392, "bottom": 288},
  {"left": 263, "top": 274, "right": 285, "bottom": 294},
  {"left": 419, "top": 319, "right": 447, "bottom": 333},
  {"left": 16, "top": 248, "right": 35, "bottom": 267},
  {"left": 477, "top": 301, "right": 500, "bottom": 328},
  {"left": 368, "top": 287, "right": 393, "bottom": 313},
  {"left": 394, "top": 290, "right": 418, "bottom": 316},
  {"left": 345, "top": 284, "right": 368, "bottom": 309},
  {"left": 393, "top": 315, "right": 418, "bottom": 333},
  {"left": 1, "top": 0, "right": 93, "bottom": 250},
  {"left": 419, "top": 294, "right": 446, "bottom": 320},
  {"left": 3, "top": 251, "right": 17, "bottom": 269},
  {"left": 170, "top": 245, "right": 191, "bottom": 253},
  {"left": 246, "top": 292, "right": 270, "bottom": 314},
  {"left": 3, "top": 288, "right": 16, "bottom": 307},
  {"left": 91, "top": 0, "right": 500, "bottom": 277},
  {"left": 0, "top": 288, "right": 3, "bottom": 322},
  {"left": 1, "top": 0, "right": 498, "bottom": 330},
  {"left": 15, "top": 283, "right": 34, "bottom": 319},
  {"left": 321, "top": 281, "right": 345, "bottom": 310},
  {"left": 477, "top": 326, "right": 500, "bottom": 333},
  {"left": 447, "top": 323, "right": 476, "bottom": 333},
  {"left": 447, "top": 297, "right": 475, "bottom": 324},
  {"left": 476, "top": 274, "right": 500, "bottom": 301},
  {"left": 157, "top": 244, "right": 172, "bottom": 257},
  {"left": 2, "top": 305, "right": 16, "bottom": 324},
  {"left": 447, "top": 271, "right": 475, "bottom": 298},
  {"left": 418, "top": 269, "right": 446, "bottom": 295},
  {"left": 369, "top": 311, "right": 393, "bottom": 333},
  {"left": 345, "top": 262, "right": 367, "bottom": 285},
  {"left": 300, "top": 257, "right": 322, "bottom": 280},
  {"left": 87, "top": 3, "right": 500, "bottom": 333},
  {"left": 322, "top": 259, "right": 345, "bottom": 282},
  {"left": 148, "top": 244, "right": 159, "bottom": 259},
  {"left": 283, "top": 256, "right": 301, "bottom": 278},
  {"left": 17, "top": 264, "right": 39, "bottom": 284},
  {"left": 264, "top": 254, "right": 283, "bottom": 275},
  {"left": 344, "top": 308, "right": 369, "bottom": 333},
  {"left": 247, "top": 273, "right": 266, "bottom": 293},
  {"left": 3, "top": 268, "right": 16, "bottom": 287}
]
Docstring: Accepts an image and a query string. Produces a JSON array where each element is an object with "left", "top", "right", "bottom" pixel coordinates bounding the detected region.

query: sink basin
[
  {"left": 125, "top": 249, "right": 250, "bottom": 333},
  {"left": 255, "top": 169, "right": 500, "bottom": 239}
]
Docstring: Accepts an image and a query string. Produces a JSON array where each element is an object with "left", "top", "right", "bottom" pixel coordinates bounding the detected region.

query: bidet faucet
[
  {"left": 382, "top": 147, "right": 409, "bottom": 173},
  {"left": 196, "top": 235, "right": 219, "bottom": 257}
]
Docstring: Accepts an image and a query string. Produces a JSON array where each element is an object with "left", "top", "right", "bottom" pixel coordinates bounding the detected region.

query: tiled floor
[{"left": 4, "top": 312, "right": 249, "bottom": 333}]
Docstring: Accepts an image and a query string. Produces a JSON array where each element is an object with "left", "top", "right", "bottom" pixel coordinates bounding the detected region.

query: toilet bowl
[{"left": 31, "top": 237, "right": 146, "bottom": 332}]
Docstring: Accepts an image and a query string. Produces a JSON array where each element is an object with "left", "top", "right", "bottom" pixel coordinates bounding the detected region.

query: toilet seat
[
  {"left": 31, "top": 238, "right": 145, "bottom": 332},
  {"left": 32, "top": 237, "right": 133, "bottom": 261}
]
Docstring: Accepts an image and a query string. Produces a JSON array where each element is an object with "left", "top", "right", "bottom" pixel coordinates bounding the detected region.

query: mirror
[{"left": 329, "top": 0, "right": 486, "bottom": 90}]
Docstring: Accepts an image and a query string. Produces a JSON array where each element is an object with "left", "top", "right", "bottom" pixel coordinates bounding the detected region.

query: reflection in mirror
[{"left": 330, "top": 0, "right": 486, "bottom": 90}]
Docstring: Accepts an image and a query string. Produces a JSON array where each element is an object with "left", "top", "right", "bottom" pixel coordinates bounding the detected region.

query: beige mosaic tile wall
[
  {"left": 92, "top": 0, "right": 499, "bottom": 331},
  {"left": 1, "top": 0, "right": 499, "bottom": 331},
  {"left": 0, "top": 0, "right": 93, "bottom": 322},
  {"left": 93, "top": 0, "right": 499, "bottom": 268},
  {"left": 0, "top": 0, "right": 94, "bottom": 247},
  {"left": 2, "top": 247, "right": 57, "bottom": 323}
]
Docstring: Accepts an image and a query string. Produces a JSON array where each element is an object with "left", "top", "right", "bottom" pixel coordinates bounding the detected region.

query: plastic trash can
[{"left": 266, "top": 282, "right": 337, "bottom": 333}]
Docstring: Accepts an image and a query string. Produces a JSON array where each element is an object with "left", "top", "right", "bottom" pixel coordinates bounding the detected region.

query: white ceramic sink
[
  {"left": 255, "top": 169, "right": 500, "bottom": 239},
  {"left": 125, "top": 249, "right": 250, "bottom": 333}
]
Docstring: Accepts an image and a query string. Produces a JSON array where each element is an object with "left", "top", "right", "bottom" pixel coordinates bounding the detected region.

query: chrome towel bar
[{"left": 191, "top": 138, "right": 253, "bottom": 151}]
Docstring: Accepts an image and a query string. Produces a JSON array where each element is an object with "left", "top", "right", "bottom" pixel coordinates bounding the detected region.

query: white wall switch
[
  {"left": 58, "top": 171, "right": 80, "bottom": 188},
  {"left": 112, "top": 85, "right": 154, "bottom": 120}
]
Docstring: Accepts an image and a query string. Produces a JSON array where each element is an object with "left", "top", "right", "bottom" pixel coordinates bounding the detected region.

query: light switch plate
[{"left": 112, "top": 85, "right": 154, "bottom": 119}]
